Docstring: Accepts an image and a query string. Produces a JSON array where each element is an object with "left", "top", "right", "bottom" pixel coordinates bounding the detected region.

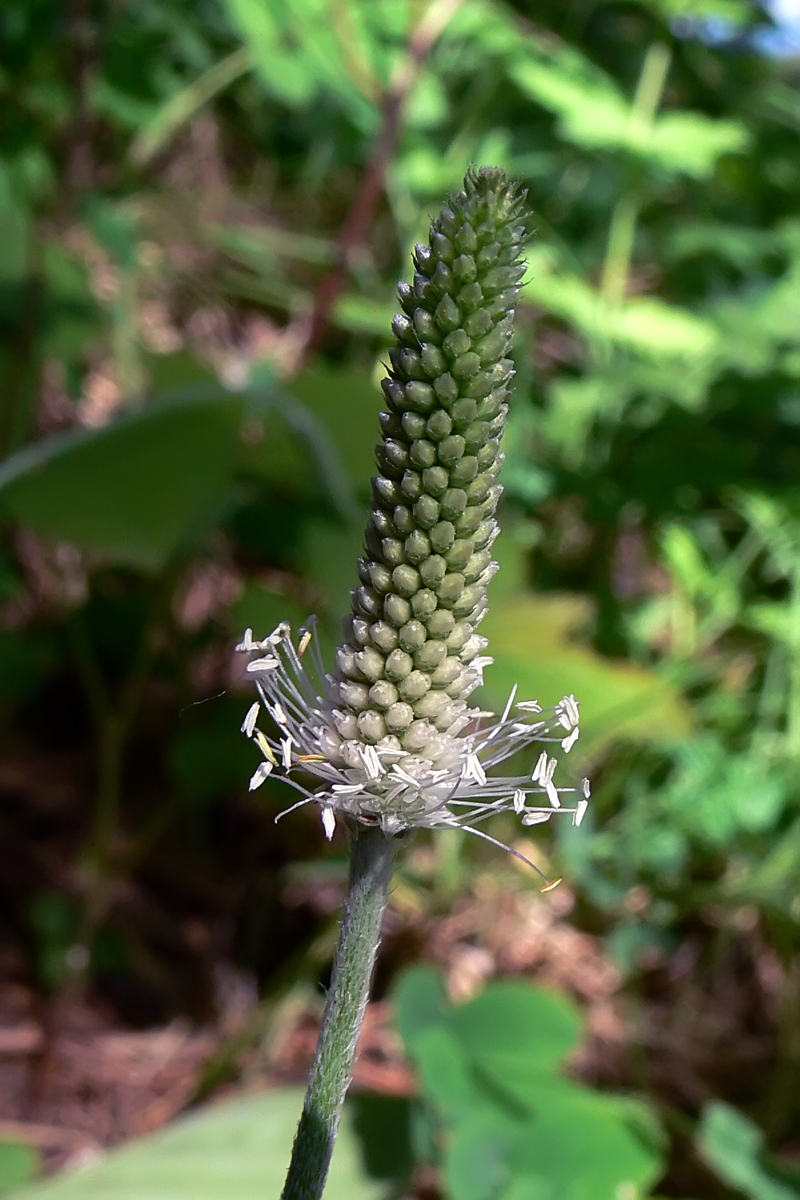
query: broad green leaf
[
  {"left": 697, "top": 1103, "right": 799, "bottom": 1200},
  {"left": 289, "top": 363, "right": 381, "bottom": 494},
  {"left": 444, "top": 1108, "right": 520, "bottom": 1200},
  {"left": 413, "top": 1027, "right": 490, "bottom": 1119},
  {"left": 0, "top": 395, "right": 243, "bottom": 571},
  {"left": 666, "top": 222, "right": 776, "bottom": 271},
  {"left": 503, "top": 1080, "right": 663, "bottom": 1200},
  {"left": 640, "top": 0, "right": 750, "bottom": 23},
  {"left": 0, "top": 1142, "right": 39, "bottom": 1195},
  {"left": 392, "top": 966, "right": 449, "bottom": 1054},
  {"left": 331, "top": 294, "right": 397, "bottom": 337},
  {"left": 745, "top": 601, "right": 800, "bottom": 649},
  {"left": 393, "top": 971, "right": 665, "bottom": 1200},
  {"left": 480, "top": 592, "right": 692, "bottom": 754},
  {"left": 450, "top": 983, "right": 582, "bottom": 1078},
  {"left": 15, "top": 1089, "right": 386, "bottom": 1200},
  {"left": 276, "top": 0, "right": 379, "bottom": 133}
]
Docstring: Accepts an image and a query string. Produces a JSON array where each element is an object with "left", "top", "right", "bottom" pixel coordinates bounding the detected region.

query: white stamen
[
  {"left": 241, "top": 702, "right": 260, "bottom": 738},
  {"left": 513, "top": 788, "right": 526, "bottom": 813},
  {"left": 522, "top": 810, "right": 551, "bottom": 826},
  {"left": 500, "top": 684, "right": 518, "bottom": 725},
  {"left": 561, "top": 727, "right": 580, "bottom": 753},
  {"left": 360, "top": 745, "right": 383, "bottom": 781},
  {"left": 558, "top": 694, "right": 579, "bottom": 727},
  {"left": 391, "top": 766, "right": 421, "bottom": 788},
  {"left": 465, "top": 753, "right": 487, "bottom": 785},
  {"left": 573, "top": 799, "right": 589, "bottom": 827},
  {"left": 236, "top": 628, "right": 256, "bottom": 652},
  {"left": 321, "top": 807, "right": 336, "bottom": 840},
  {"left": 281, "top": 737, "right": 293, "bottom": 769},
  {"left": 246, "top": 656, "right": 280, "bottom": 673},
  {"left": 249, "top": 761, "right": 273, "bottom": 791},
  {"left": 545, "top": 778, "right": 561, "bottom": 808},
  {"left": 532, "top": 750, "right": 548, "bottom": 782},
  {"left": 582, "top": 777, "right": 591, "bottom": 798}
]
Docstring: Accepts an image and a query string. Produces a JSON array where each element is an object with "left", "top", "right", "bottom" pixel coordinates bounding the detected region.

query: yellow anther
[
  {"left": 539, "top": 877, "right": 563, "bottom": 894},
  {"left": 255, "top": 730, "right": 276, "bottom": 762}
]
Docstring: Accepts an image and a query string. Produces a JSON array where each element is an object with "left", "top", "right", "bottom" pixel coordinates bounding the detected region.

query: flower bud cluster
[{"left": 330, "top": 167, "right": 528, "bottom": 767}]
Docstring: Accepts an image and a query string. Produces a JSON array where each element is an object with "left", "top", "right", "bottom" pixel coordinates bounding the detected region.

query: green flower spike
[{"left": 237, "top": 167, "right": 589, "bottom": 867}]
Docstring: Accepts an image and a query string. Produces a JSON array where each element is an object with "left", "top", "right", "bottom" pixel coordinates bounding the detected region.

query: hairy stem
[{"left": 281, "top": 825, "right": 398, "bottom": 1200}]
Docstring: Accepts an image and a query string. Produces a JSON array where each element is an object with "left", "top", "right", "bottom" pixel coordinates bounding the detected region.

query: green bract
[{"left": 333, "top": 167, "right": 529, "bottom": 758}]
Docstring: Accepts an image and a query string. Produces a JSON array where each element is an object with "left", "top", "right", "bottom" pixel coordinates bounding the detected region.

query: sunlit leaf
[
  {"left": 16, "top": 1089, "right": 386, "bottom": 1200},
  {"left": 480, "top": 592, "right": 692, "bottom": 755}
]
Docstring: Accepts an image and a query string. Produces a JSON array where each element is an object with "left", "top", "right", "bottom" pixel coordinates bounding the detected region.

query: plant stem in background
[
  {"left": 280, "top": 826, "right": 397, "bottom": 1200},
  {"left": 66, "top": 600, "right": 159, "bottom": 988},
  {"left": 295, "top": 0, "right": 465, "bottom": 370},
  {"left": 600, "top": 43, "right": 671, "bottom": 309}
]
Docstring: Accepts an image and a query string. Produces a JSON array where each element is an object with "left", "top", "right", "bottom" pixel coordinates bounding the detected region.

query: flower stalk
[{"left": 280, "top": 825, "right": 397, "bottom": 1200}]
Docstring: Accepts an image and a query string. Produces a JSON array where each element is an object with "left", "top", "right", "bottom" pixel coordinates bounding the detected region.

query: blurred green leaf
[
  {"left": 0, "top": 395, "right": 244, "bottom": 570},
  {"left": 15, "top": 1089, "right": 387, "bottom": 1199},
  {"left": 510, "top": 51, "right": 746, "bottom": 177},
  {"left": 171, "top": 700, "right": 258, "bottom": 801},
  {"left": 289, "top": 363, "right": 380, "bottom": 495},
  {"left": 480, "top": 592, "right": 692, "bottom": 755},
  {"left": 394, "top": 969, "right": 664, "bottom": 1200},
  {"left": 0, "top": 1142, "right": 39, "bottom": 1195},
  {"left": 130, "top": 47, "right": 254, "bottom": 166},
  {"left": 0, "top": 161, "right": 32, "bottom": 284},
  {"left": 523, "top": 247, "right": 718, "bottom": 361},
  {"left": 223, "top": 0, "right": 317, "bottom": 107},
  {"left": 662, "top": 737, "right": 787, "bottom": 842},
  {"left": 450, "top": 982, "right": 582, "bottom": 1080},
  {"left": 697, "top": 1103, "right": 799, "bottom": 1200},
  {"left": 392, "top": 966, "right": 449, "bottom": 1055}
]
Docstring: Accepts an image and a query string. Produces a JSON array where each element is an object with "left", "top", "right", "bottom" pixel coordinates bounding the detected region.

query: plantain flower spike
[{"left": 237, "top": 167, "right": 588, "bottom": 869}]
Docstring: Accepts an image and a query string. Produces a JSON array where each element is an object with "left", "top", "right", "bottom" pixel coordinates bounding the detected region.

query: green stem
[
  {"left": 786, "top": 566, "right": 800, "bottom": 757},
  {"left": 281, "top": 825, "right": 398, "bottom": 1200},
  {"left": 599, "top": 43, "right": 671, "bottom": 309}
]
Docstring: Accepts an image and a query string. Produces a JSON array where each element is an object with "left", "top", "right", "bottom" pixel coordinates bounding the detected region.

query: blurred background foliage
[{"left": 3, "top": 0, "right": 800, "bottom": 1195}]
